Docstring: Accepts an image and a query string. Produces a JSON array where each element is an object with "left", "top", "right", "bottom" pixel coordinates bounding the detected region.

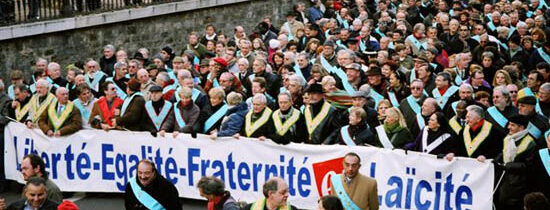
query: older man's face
[{"left": 252, "top": 97, "right": 266, "bottom": 114}]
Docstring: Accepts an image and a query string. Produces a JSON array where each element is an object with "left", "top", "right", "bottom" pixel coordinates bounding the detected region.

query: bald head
[{"left": 137, "top": 69, "right": 149, "bottom": 84}]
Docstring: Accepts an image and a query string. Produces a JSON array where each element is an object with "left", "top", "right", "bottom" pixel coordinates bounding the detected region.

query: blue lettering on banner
[{"left": 9, "top": 133, "right": 478, "bottom": 209}]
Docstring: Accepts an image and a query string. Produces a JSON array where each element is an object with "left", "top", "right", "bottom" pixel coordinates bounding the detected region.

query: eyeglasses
[
  {"left": 509, "top": 90, "right": 518, "bottom": 93},
  {"left": 129, "top": 66, "right": 137, "bottom": 68},
  {"left": 411, "top": 87, "right": 422, "bottom": 90}
]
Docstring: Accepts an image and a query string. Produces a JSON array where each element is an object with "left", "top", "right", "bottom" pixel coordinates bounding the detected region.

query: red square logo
[{"left": 312, "top": 157, "right": 344, "bottom": 197}]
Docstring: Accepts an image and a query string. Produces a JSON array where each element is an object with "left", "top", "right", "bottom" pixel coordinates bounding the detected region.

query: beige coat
[{"left": 330, "top": 173, "right": 379, "bottom": 210}]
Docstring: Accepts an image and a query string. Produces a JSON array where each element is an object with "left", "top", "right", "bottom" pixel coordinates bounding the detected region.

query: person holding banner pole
[
  {"left": 38, "top": 87, "right": 82, "bottom": 137},
  {"left": 493, "top": 115, "right": 537, "bottom": 210},
  {"left": 374, "top": 107, "right": 413, "bottom": 149},
  {"left": 113, "top": 78, "right": 146, "bottom": 131},
  {"left": 324, "top": 107, "right": 375, "bottom": 146},
  {"left": 124, "top": 159, "right": 181, "bottom": 210},
  {"left": 243, "top": 177, "right": 298, "bottom": 210},
  {"left": 329, "top": 152, "right": 379, "bottom": 210}
]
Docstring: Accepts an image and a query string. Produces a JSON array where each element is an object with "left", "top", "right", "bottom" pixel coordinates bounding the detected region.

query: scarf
[
  {"left": 207, "top": 195, "right": 224, "bottom": 210},
  {"left": 384, "top": 122, "right": 401, "bottom": 134},
  {"left": 503, "top": 129, "right": 529, "bottom": 163}
]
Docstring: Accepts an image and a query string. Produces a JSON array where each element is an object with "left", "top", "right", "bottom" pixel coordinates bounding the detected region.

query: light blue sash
[
  {"left": 129, "top": 177, "right": 166, "bottom": 210},
  {"left": 86, "top": 71, "right": 106, "bottom": 92},
  {"left": 471, "top": 35, "right": 480, "bottom": 43},
  {"left": 388, "top": 91, "right": 400, "bottom": 108},
  {"left": 455, "top": 73, "right": 463, "bottom": 85},
  {"left": 508, "top": 27, "right": 516, "bottom": 39},
  {"left": 487, "top": 106, "right": 508, "bottom": 128},
  {"left": 528, "top": 122, "right": 542, "bottom": 139},
  {"left": 284, "top": 22, "right": 294, "bottom": 41},
  {"left": 145, "top": 101, "right": 172, "bottom": 131},
  {"left": 359, "top": 40, "right": 366, "bottom": 52},
  {"left": 105, "top": 77, "right": 127, "bottom": 100},
  {"left": 416, "top": 113, "right": 426, "bottom": 130},
  {"left": 175, "top": 87, "right": 201, "bottom": 102},
  {"left": 375, "top": 27, "right": 385, "bottom": 37},
  {"left": 336, "top": 40, "right": 348, "bottom": 49},
  {"left": 320, "top": 54, "right": 335, "bottom": 74},
  {"left": 293, "top": 62, "right": 305, "bottom": 80},
  {"left": 432, "top": 86, "right": 459, "bottom": 109},
  {"left": 204, "top": 104, "right": 228, "bottom": 133},
  {"left": 406, "top": 96, "right": 421, "bottom": 114},
  {"left": 325, "top": 29, "right": 331, "bottom": 38},
  {"left": 537, "top": 47, "right": 550, "bottom": 64},
  {"left": 430, "top": 63, "right": 437, "bottom": 69},
  {"left": 451, "top": 101, "right": 458, "bottom": 114},
  {"left": 8, "top": 85, "right": 14, "bottom": 99},
  {"left": 300, "top": 105, "right": 305, "bottom": 113},
  {"left": 406, "top": 35, "right": 428, "bottom": 51},
  {"left": 340, "top": 125, "right": 356, "bottom": 146},
  {"left": 207, "top": 72, "right": 219, "bottom": 88},
  {"left": 536, "top": 100, "right": 546, "bottom": 117},
  {"left": 522, "top": 87, "right": 535, "bottom": 97},
  {"left": 335, "top": 13, "right": 349, "bottom": 29},
  {"left": 121, "top": 92, "right": 143, "bottom": 116},
  {"left": 487, "top": 22, "right": 496, "bottom": 32},
  {"left": 330, "top": 174, "right": 361, "bottom": 210},
  {"left": 409, "top": 68, "right": 416, "bottom": 84},
  {"left": 30, "top": 83, "right": 36, "bottom": 93},
  {"left": 173, "top": 104, "right": 186, "bottom": 128},
  {"left": 73, "top": 99, "right": 90, "bottom": 121},
  {"left": 539, "top": 149, "right": 550, "bottom": 176},
  {"left": 320, "top": 54, "right": 347, "bottom": 84},
  {"left": 370, "top": 89, "right": 384, "bottom": 109},
  {"left": 388, "top": 41, "right": 394, "bottom": 50}
]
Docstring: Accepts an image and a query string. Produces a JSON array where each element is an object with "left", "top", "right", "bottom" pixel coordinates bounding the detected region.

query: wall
[{"left": 0, "top": 0, "right": 307, "bottom": 81}]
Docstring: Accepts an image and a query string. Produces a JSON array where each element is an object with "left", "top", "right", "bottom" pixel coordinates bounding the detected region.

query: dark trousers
[{"left": 28, "top": 0, "right": 39, "bottom": 19}]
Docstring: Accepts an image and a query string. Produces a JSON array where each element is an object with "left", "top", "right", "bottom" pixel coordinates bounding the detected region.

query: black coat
[
  {"left": 529, "top": 148, "right": 550, "bottom": 199},
  {"left": 454, "top": 121, "right": 504, "bottom": 159},
  {"left": 7, "top": 199, "right": 58, "bottom": 210},
  {"left": 270, "top": 109, "right": 306, "bottom": 144},
  {"left": 100, "top": 55, "right": 117, "bottom": 77},
  {"left": 304, "top": 100, "right": 341, "bottom": 144},
  {"left": 124, "top": 173, "right": 181, "bottom": 210},
  {"left": 239, "top": 109, "right": 274, "bottom": 138},
  {"left": 411, "top": 128, "right": 456, "bottom": 156},
  {"left": 324, "top": 122, "right": 375, "bottom": 146}
]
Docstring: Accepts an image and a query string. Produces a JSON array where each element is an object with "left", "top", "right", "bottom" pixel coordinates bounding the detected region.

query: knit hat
[
  {"left": 127, "top": 78, "right": 141, "bottom": 92},
  {"left": 58, "top": 200, "right": 79, "bottom": 210},
  {"left": 508, "top": 115, "right": 529, "bottom": 127},
  {"left": 518, "top": 96, "right": 537, "bottom": 105}
]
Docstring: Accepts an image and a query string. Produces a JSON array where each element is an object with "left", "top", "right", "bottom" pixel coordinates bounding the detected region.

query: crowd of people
[{"left": 1, "top": 0, "right": 550, "bottom": 209}]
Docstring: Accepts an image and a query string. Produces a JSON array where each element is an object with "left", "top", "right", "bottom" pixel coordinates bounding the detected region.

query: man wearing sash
[
  {"left": 73, "top": 84, "right": 96, "bottom": 129},
  {"left": 527, "top": 39, "right": 550, "bottom": 71},
  {"left": 400, "top": 80, "right": 427, "bottom": 134},
  {"left": 84, "top": 60, "right": 107, "bottom": 98},
  {"left": 410, "top": 98, "right": 438, "bottom": 138},
  {"left": 143, "top": 86, "right": 174, "bottom": 137},
  {"left": 47, "top": 62, "right": 68, "bottom": 93},
  {"left": 342, "top": 90, "right": 379, "bottom": 129},
  {"left": 444, "top": 83, "right": 475, "bottom": 116},
  {"left": 344, "top": 63, "right": 367, "bottom": 94},
  {"left": 449, "top": 100, "right": 468, "bottom": 135},
  {"left": 155, "top": 72, "right": 176, "bottom": 101},
  {"left": 38, "top": 87, "right": 82, "bottom": 136},
  {"left": 303, "top": 84, "right": 341, "bottom": 144},
  {"left": 365, "top": 67, "right": 387, "bottom": 108},
  {"left": 537, "top": 83, "right": 550, "bottom": 117},
  {"left": 453, "top": 53, "right": 470, "bottom": 86},
  {"left": 325, "top": 107, "right": 375, "bottom": 146},
  {"left": 244, "top": 177, "right": 298, "bottom": 210},
  {"left": 106, "top": 61, "right": 129, "bottom": 100},
  {"left": 235, "top": 94, "right": 273, "bottom": 139},
  {"left": 448, "top": 105, "right": 504, "bottom": 161},
  {"left": 171, "top": 87, "right": 200, "bottom": 137},
  {"left": 199, "top": 87, "right": 228, "bottom": 135},
  {"left": 405, "top": 23, "right": 428, "bottom": 56},
  {"left": 271, "top": 92, "right": 305, "bottom": 144},
  {"left": 518, "top": 96, "right": 549, "bottom": 141},
  {"left": 7, "top": 70, "right": 25, "bottom": 100},
  {"left": 494, "top": 115, "right": 537, "bottom": 209},
  {"left": 486, "top": 86, "right": 518, "bottom": 132},
  {"left": 25, "top": 79, "right": 56, "bottom": 129},
  {"left": 329, "top": 152, "right": 379, "bottom": 210},
  {"left": 432, "top": 72, "right": 459, "bottom": 111},
  {"left": 531, "top": 130, "right": 550, "bottom": 199},
  {"left": 518, "top": 71, "right": 543, "bottom": 99},
  {"left": 113, "top": 78, "right": 145, "bottom": 131},
  {"left": 6, "top": 84, "right": 32, "bottom": 123},
  {"left": 124, "top": 159, "right": 181, "bottom": 210},
  {"left": 175, "top": 70, "right": 209, "bottom": 110},
  {"left": 245, "top": 59, "right": 281, "bottom": 98},
  {"left": 89, "top": 81, "right": 123, "bottom": 130}
]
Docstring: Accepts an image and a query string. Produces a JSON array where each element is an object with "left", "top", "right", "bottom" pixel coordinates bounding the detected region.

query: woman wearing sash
[
  {"left": 324, "top": 107, "right": 375, "bottom": 146},
  {"left": 171, "top": 87, "right": 200, "bottom": 137},
  {"left": 89, "top": 82, "right": 123, "bottom": 130},
  {"left": 199, "top": 88, "right": 228, "bottom": 135},
  {"left": 385, "top": 71, "right": 409, "bottom": 108},
  {"left": 408, "top": 112, "right": 455, "bottom": 155},
  {"left": 375, "top": 107, "right": 413, "bottom": 149}
]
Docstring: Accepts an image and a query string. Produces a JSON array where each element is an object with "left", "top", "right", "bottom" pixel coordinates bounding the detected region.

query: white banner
[{"left": 4, "top": 122, "right": 494, "bottom": 209}]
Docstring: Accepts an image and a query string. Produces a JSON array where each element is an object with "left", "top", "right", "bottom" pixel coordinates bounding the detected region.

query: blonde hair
[
  {"left": 227, "top": 92, "right": 243, "bottom": 106},
  {"left": 178, "top": 86, "right": 192, "bottom": 99},
  {"left": 492, "top": 69, "right": 513, "bottom": 87},
  {"left": 208, "top": 87, "right": 225, "bottom": 100},
  {"left": 386, "top": 107, "right": 407, "bottom": 128}
]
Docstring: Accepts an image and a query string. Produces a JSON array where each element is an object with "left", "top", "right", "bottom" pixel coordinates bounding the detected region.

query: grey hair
[
  {"left": 411, "top": 79, "right": 425, "bottom": 87},
  {"left": 36, "top": 79, "right": 51, "bottom": 89},
  {"left": 494, "top": 85, "right": 511, "bottom": 102},
  {"left": 114, "top": 61, "right": 127, "bottom": 70},
  {"left": 482, "top": 51, "right": 494, "bottom": 60},
  {"left": 278, "top": 91, "right": 292, "bottom": 100},
  {"left": 459, "top": 83, "right": 473, "bottom": 92},
  {"left": 541, "top": 83, "right": 550, "bottom": 92},
  {"left": 104, "top": 44, "right": 115, "bottom": 52},
  {"left": 263, "top": 177, "right": 282, "bottom": 197},
  {"left": 227, "top": 92, "right": 243, "bottom": 106},
  {"left": 284, "top": 51, "right": 296, "bottom": 63},
  {"left": 177, "top": 70, "right": 192, "bottom": 79},
  {"left": 237, "top": 58, "right": 249, "bottom": 66},
  {"left": 467, "top": 105, "right": 485, "bottom": 118},
  {"left": 252, "top": 93, "right": 267, "bottom": 104},
  {"left": 288, "top": 74, "right": 305, "bottom": 87},
  {"left": 47, "top": 62, "right": 60, "bottom": 71},
  {"left": 338, "top": 49, "right": 356, "bottom": 60},
  {"left": 157, "top": 72, "right": 170, "bottom": 82}
]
